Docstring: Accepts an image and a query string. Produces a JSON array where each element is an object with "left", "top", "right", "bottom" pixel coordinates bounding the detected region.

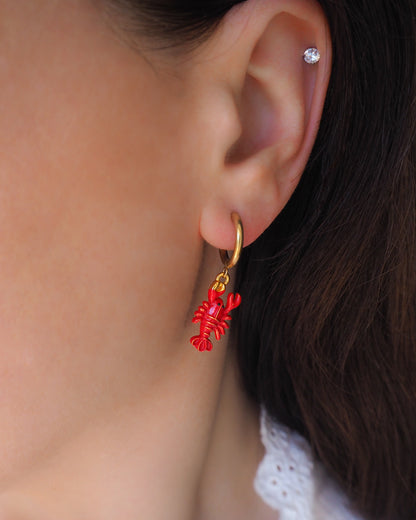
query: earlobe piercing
[
  {"left": 190, "top": 212, "right": 243, "bottom": 352},
  {"left": 303, "top": 47, "right": 321, "bottom": 64}
]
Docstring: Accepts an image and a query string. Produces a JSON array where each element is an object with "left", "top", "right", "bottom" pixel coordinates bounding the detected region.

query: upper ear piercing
[{"left": 303, "top": 47, "right": 321, "bottom": 64}]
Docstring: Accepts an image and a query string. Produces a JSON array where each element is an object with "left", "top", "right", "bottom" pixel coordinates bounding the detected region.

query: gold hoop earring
[
  {"left": 219, "top": 212, "right": 243, "bottom": 269},
  {"left": 190, "top": 212, "right": 243, "bottom": 352}
]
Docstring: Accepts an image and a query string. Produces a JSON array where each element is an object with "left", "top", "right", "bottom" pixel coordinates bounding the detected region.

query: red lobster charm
[{"left": 190, "top": 270, "right": 241, "bottom": 352}]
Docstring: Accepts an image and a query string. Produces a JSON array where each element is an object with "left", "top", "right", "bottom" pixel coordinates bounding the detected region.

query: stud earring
[
  {"left": 190, "top": 212, "right": 243, "bottom": 352},
  {"left": 303, "top": 47, "right": 320, "bottom": 64}
]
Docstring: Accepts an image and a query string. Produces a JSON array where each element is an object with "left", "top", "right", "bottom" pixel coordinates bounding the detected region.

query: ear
[{"left": 196, "top": 0, "right": 332, "bottom": 248}]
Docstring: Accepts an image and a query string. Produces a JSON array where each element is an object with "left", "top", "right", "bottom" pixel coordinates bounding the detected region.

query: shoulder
[{"left": 253, "top": 408, "right": 365, "bottom": 520}]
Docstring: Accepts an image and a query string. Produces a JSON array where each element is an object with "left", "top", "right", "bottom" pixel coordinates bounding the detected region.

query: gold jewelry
[{"left": 190, "top": 212, "right": 243, "bottom": 352}]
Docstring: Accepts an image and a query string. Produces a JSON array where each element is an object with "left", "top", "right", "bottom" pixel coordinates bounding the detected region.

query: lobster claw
[{"left": 225, "top": 292, "right": 242, "bottom": 312}]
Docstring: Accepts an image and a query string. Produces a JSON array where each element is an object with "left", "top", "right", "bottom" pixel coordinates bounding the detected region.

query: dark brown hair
[{"left": 103, "top": 1, "right": 416, "bottom": 518}]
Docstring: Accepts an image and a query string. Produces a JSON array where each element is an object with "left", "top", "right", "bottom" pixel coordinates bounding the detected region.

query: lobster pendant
[{"left": 190, "top": 270, "right": 241, "bottom": 352}]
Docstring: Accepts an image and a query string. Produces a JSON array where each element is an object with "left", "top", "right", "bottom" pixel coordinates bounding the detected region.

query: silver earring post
[{"left": 303, "top": 47, "right": 321, "bottom": 64}]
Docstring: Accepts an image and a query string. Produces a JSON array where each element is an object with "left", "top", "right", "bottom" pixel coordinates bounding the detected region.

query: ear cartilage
[{"left": 303, "top": 47, "right": 320, "bottom": 64}]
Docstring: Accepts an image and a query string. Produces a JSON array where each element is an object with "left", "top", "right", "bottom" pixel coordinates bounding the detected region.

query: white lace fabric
[{"left": 253, "top": 407, "right": 364, "bottom": 520}]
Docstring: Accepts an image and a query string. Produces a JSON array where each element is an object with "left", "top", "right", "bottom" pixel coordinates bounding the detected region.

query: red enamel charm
[{"left": 190, "top": 285, "right": 241, "bottom": 352}]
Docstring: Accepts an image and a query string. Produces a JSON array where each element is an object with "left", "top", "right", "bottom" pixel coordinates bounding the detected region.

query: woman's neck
[{"left": 0, "top": 346, "right": 272, "bottom": 520}]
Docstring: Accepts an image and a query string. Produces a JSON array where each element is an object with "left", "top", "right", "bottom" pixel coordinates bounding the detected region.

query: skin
[{"left": 0, "top": 0, "right": 331, "bottom": 518}]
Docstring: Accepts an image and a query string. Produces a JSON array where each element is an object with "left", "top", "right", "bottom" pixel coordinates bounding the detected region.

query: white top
[{"left": 254, "top": 407, "right": 365, "bottom": 520}]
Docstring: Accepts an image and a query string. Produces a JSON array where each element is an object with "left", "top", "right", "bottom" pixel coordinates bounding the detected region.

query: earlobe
[{"left": 198, "top": 0, "right": 331, "bottom": 250}]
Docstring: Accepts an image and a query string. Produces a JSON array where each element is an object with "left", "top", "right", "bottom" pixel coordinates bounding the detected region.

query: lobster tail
[{"left": 190, "top": 336, "right": 213, "bottom": 352}]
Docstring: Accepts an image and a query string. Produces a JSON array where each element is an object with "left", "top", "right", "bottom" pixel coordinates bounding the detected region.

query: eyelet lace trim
[{"left": 253, "top": 407, "right": 363, "bottom": 520}]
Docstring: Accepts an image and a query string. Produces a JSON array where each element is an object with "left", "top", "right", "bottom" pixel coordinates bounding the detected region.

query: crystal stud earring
[{"left": 303, "top": 47, "right": 320, "bottom": 64}]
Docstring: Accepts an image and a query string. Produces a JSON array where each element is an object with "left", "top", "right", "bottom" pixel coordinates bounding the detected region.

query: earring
[
  {"left": 190, "top": 212, "right": 243, "bottom": 352},
  {"left": 303, "top": 47, "right": 320, "bottom": 64}
]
